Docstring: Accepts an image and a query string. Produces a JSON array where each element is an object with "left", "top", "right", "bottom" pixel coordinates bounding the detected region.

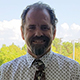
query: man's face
[{"left": 21, "top": 8, "right": 56, "bottom": 58}]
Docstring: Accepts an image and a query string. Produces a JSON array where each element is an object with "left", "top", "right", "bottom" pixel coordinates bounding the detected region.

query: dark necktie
[{"left": 33, "top": 59, "right": 45, "bottom": 80}]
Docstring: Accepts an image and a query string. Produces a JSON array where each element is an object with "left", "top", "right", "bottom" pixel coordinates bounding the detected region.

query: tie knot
[{"left": 33, "top": 59, "right": 45, "bottom": 70}]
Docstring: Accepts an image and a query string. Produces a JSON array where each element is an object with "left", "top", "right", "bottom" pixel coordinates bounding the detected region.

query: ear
[
  {"left": 20, "top": 27, "right": 24, "bottom": 40},
  {"left": 53, "top": 28, "right": 56, "bottom": 40}
]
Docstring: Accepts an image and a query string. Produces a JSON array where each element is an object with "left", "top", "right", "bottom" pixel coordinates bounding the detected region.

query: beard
[{"left": 28, "top": 35, "right": 51, "bottom": 56}]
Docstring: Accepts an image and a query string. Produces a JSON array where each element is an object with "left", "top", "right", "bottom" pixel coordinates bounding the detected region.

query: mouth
[{"left": 32, "top": 39, "right": 46, "bottom": 44}]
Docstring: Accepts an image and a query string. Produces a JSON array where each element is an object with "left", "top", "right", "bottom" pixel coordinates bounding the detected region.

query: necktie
[{"left": 33, "top": 59, "right": 45, "bottom": 80}]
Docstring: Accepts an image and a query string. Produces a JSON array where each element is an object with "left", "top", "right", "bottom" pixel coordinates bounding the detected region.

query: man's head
[{"left": 21, "top": 2, "right": 58, "bottom": 58}]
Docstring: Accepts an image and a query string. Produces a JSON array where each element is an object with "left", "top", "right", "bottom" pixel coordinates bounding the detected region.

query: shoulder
[
  {"left": 51, "top": 52, "right": 80, "bottom": 74},
  {"left": 51, "top": 51, "right": 79, "bottom": 66},
  {"left": 0, "top": 55, "right": 27, "bottom": 70},
  {"left": 0, "top": 55, "right": 28, "bottom": 79},
  {"left": 51, "top": 52, "right": 80, "bottom": 79}
]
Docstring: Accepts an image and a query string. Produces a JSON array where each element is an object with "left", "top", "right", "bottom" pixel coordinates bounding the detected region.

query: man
[{"left": 0, "top": 2, "right": 80, "bottom": 80}]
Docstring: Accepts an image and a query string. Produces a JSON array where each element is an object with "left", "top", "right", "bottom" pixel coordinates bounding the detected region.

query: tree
[
  {"left": 0, "top": 43, "right": 26, "bottom": 66},
  {"left": 22, "top": 44, "right": 27, "bottom": 52},
  {"left": 68, "top": 47, "right": 80, "bottom": 64},
  {"left": 61, "top": 42, "right": 73, "bottom": 56},
  {"left": 52, "top": 38, "right": 61, "bottom": 53},
  {"left": 51, "top": 43, "right": 58, "bottom": 53}
]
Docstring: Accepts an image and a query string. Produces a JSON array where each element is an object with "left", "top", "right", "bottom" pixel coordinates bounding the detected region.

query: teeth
[
  {"left": 35, "top": 40, "right": 43, "bottom": 42},
  {"left": 33, "top": 40, "right": 45, "bottom": 43}
]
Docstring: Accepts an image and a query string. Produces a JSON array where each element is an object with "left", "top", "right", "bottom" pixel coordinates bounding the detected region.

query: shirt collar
[
  {"left": 26, "top": 53, "right": 35, "bottom": 68},
  {"left": 26, "top": 50, "right": 52, "bottom": 68}
]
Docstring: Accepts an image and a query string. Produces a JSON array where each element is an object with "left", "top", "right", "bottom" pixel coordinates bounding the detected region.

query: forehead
[{"left": 25, "top": 8, "right": 50, "bottom": 24}]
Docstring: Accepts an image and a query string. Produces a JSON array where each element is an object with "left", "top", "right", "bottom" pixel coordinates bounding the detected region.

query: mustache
[{"left": 29, "top": 35, "right": 50, "bottom": 43}]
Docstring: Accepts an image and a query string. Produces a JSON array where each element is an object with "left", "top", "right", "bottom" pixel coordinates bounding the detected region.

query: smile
[{"left": 32, "top": 40, "right": 46, "bottom": 44}]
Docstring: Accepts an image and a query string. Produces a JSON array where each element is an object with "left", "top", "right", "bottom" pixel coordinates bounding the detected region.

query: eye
[
  {"left": 41, "top": 25, "right": 50, "bottom": 31},
  {"left": 28, "top": 25, "right": 36, "bottom": 30}
]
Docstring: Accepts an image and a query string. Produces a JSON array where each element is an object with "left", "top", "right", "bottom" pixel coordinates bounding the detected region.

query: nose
[{"left": 35, "top": 28, "right": 43, "bottom": 37}]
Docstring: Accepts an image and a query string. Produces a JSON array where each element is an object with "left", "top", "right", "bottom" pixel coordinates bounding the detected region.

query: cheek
[
  {"left": 23, "top": 30, "right": 28, "bottom": 41},
  {"left": 45, "top": 31, "right": 53, "bottom": 38},
  {"left": 24, "top": 31, "right": 33, "bottom": 41}
]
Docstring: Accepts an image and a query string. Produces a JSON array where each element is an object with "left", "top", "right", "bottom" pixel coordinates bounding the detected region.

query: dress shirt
[{"left": 0, "top": 51, "right": 80, "bottom": 80}]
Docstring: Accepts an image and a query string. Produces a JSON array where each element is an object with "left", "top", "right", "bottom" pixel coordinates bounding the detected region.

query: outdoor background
[{"left": 0, "top": 0, "right": 80, "bottom": 65}]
